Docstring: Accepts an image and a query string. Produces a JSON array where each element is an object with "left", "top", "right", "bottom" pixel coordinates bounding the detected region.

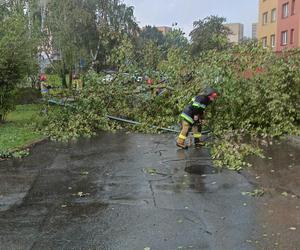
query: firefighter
[{"left": 176, "top": 87, "right": 218, "bottom": 149}]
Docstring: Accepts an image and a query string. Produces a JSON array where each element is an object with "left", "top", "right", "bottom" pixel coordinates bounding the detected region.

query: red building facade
[{"left": 277, "top": 0, "right": 300, "bottom": 51}]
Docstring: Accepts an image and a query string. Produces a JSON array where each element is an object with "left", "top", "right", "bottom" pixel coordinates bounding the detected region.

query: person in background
[
  {"left": 176, "top": 87, "right": 218, "bottom": 149},
  {"left": 73, "top": 73, "right": 83, "bottom": 91},
  {"left": 40, "top": 73, "right": 51, "bottom": 96}
]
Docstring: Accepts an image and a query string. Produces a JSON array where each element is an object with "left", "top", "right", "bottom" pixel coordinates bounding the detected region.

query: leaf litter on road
[
  {"left": 72, "top": 192, "right": 90, "bottom": 197},
  {"left": 143, "top": 168, "right": 168, "bottom": 176},
  {"left": 241, "top": 188, "right": 265, "bottom": 197}
]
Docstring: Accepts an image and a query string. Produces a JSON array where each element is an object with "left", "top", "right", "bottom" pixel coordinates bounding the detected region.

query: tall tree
[
  {"left": 39, "top": 0, "right": 139, "bottom": 78},
  {"left": 109, "top": 35, "right": 137, "bottom": 72},
  {"left": 190, "top": 15, "right": 231, "bottom": 55},
  {"left": 141, "top": 40, "right": 162, "bottom": 70},
  {"left": 43, "top": 0, "right": 95, "bottom": 87},
  {"left": 0, "top": 10, "right": 39, "bottom": 121},
  {"left": 140, "top": 25, "right": 165, "bottom": 46},
  {"left": 165, "top": 28, "right": 189, "bottom": 49},
  {"left": 89, "top": 0, "right": 139, "bottom": 70}
]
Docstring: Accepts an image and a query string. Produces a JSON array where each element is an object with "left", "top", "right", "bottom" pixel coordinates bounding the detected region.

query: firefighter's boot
[
  {"left": 194, "top": 138, "right": 205, "bottom": 147},
  {"left": 194, "top": 133, "right": 204, "bottom": 147},
  {"left": 176, "top": 134, "right": 188, "bottom": 149}
]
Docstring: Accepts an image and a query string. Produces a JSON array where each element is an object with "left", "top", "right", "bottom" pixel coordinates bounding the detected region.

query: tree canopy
[
  {"left": 190, "top": 15, "right": 231, "bottom": 55},
  {"left": 140, "top": 25, "right": 165, "bottom": 46},
  {"left": 0, "top": 3, "right": 38, "bottom": 121}
]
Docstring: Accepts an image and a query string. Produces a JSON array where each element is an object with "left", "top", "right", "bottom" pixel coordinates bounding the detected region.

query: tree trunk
[
  {"left": 30, "top": 76, "right": 39, "bottom": 89},
  {"left": 61, "top": 71, "right": 67, "bottom": 88},
  {"left": 60, "top": 63, "right": 67, "bottom": 88},
  {"left": 69, "top": 71, "right": 73, "bottom": 89}
]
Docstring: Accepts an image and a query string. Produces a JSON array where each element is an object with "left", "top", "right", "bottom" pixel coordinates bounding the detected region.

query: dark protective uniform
[
  {"left": 180, "top": 95, "right": 211, "bottom": 125},
  {"left": 177, "top": 87, "right": 217, "bottom": 149}
]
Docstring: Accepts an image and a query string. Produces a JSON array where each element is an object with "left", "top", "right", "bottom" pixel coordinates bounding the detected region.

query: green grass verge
[{"left": 0, "top": 104, "right": 45, "bottom": 155}]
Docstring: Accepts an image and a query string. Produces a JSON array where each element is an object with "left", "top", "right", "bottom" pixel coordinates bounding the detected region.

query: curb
[
  {"left": 17, "top": 136, "right": 49, "bottom": 151},
  {"left": 0, "top": 137, "right": 49, "bottom": 161},
  {"left": 286, "top": 135, "right": 300, "bottom": 148}
]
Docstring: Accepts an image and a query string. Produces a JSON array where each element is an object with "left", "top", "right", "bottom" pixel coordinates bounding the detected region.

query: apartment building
[
  {"left": 258, "top": 0, "right": 278, "bottom": 49},
  {"left": 225, "top": 23, "right": 244, "bottom": 43},
  {"left": 252, "top": 23, "right": 258, "bottom": 39},
  {"left": 156, "top": 26, "right": 172, "bottom": 36},
  {"left": 258, "top": 0, "right": 299, "bottom": 51},
  {"left": 277, "top": 0, "right": 299, "bottom": 50}
]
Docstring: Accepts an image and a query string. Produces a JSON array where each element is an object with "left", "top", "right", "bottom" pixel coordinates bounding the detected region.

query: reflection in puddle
[{"left": 184, "top": 164, "right": 218, "bottom": 175}]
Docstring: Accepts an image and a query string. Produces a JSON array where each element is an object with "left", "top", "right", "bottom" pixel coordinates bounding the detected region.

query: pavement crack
[
  {"left": 154, "top": 150, "right": 166, "bottom": 156},
  {"left": 148, "top": 180, "right": 157, "bottom": 208},
  {"left": 183, "top": 216, "right": 213, "bottom": 235},
  {"left": 149, "top": 176, "right": 172, "bottom": 182},
  {"left": 182, "top": 215, "right": 213, "bottom": 236}
]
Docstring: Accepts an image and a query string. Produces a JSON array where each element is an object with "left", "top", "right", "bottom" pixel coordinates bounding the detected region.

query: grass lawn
[{"left": 0, "top": 104, "right": 45, "bottom": 154}]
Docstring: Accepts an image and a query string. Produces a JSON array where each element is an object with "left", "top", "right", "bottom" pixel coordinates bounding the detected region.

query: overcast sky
[{"left": 123, "top": 0, "right": 259, "bottom": 38}]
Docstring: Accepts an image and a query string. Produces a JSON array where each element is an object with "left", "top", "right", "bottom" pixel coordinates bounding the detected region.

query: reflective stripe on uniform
[
  {"left": 179, "top": 134, "right": 187, "bottom": 140},
  {"left": 192, "top": 102, "right": 206, "bottom": 109},
  {"left": 180, "top": 113, "right": 194, "bottom": 124},
  {"left": 193, "top": 133, "right": 202, "bottom": 139}
]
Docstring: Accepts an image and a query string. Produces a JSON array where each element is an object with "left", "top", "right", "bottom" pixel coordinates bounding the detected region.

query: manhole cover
[{"left": 184, "top": 164, "right": 217, "bottom": 175}]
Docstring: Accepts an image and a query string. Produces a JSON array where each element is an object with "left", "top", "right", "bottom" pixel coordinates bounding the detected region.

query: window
[
  {"left": 271, "top": 8, "right": 276, "bottom": 22},
  {"left": 271, "top": 34, "right": 276, "bottom": 48},
  {"left": 263, "top": 12, "right": 268, "bottom": 25},
  {"left": 262, "top": 37, "right": 268, "bottom": 48},
  {"left": 292, "top": 0, "right": 296, "bottom": 15},
  {"left": 281, "top": 31, "right": 288, "bottom": 45},
  {"left": 282, "top": 3, "right": 289, "bottom": 18},
  {"left": 290, "top": 29, "right": 294, "bottom": 44}
]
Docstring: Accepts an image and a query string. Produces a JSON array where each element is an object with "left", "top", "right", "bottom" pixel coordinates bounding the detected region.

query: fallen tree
[{"left": 41, "top": 43, "right": 300, "bottom": 170}]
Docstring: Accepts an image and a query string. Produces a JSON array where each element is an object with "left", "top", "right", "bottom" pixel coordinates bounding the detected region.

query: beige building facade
[
  {"left": 156, "top": 26, "right": 172, "bottom": 35},
  {"left": 252, "top": 23, "right": 258, "bottom": 39},
  {"left": 257, "top": 0, "right": 278, "bottom": 49},
  {"left": 225, "top": 23, "right": 244, "bottom": 43}
]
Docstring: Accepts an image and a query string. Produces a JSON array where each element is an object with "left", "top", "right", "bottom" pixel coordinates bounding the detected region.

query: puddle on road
[
  {"left": 247, "top": 139, "right": 300, "bottom": 194},
  {"left": 155, "top": 163, "right": 218, "bottom": 194},
  {"left": 184, "top": 163, "right": 220, "bottom": 192},
  {"left": 245, "top": 139, "right": 300, "bottom": 249},
  {"left": 184, "top": 164, "right": 218, "bottom": 176},
  {"left": 154, "top": 150, "right": 219, "bottom": 194}
]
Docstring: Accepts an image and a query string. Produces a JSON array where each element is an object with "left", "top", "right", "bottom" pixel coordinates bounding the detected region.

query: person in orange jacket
[{"left": 40, "top": 73, "right": 51, "bottom": 96}]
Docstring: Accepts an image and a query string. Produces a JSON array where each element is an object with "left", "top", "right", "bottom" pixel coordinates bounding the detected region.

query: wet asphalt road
[{"left": 0, "top": 132, "right": 299, "bottom": 250}]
